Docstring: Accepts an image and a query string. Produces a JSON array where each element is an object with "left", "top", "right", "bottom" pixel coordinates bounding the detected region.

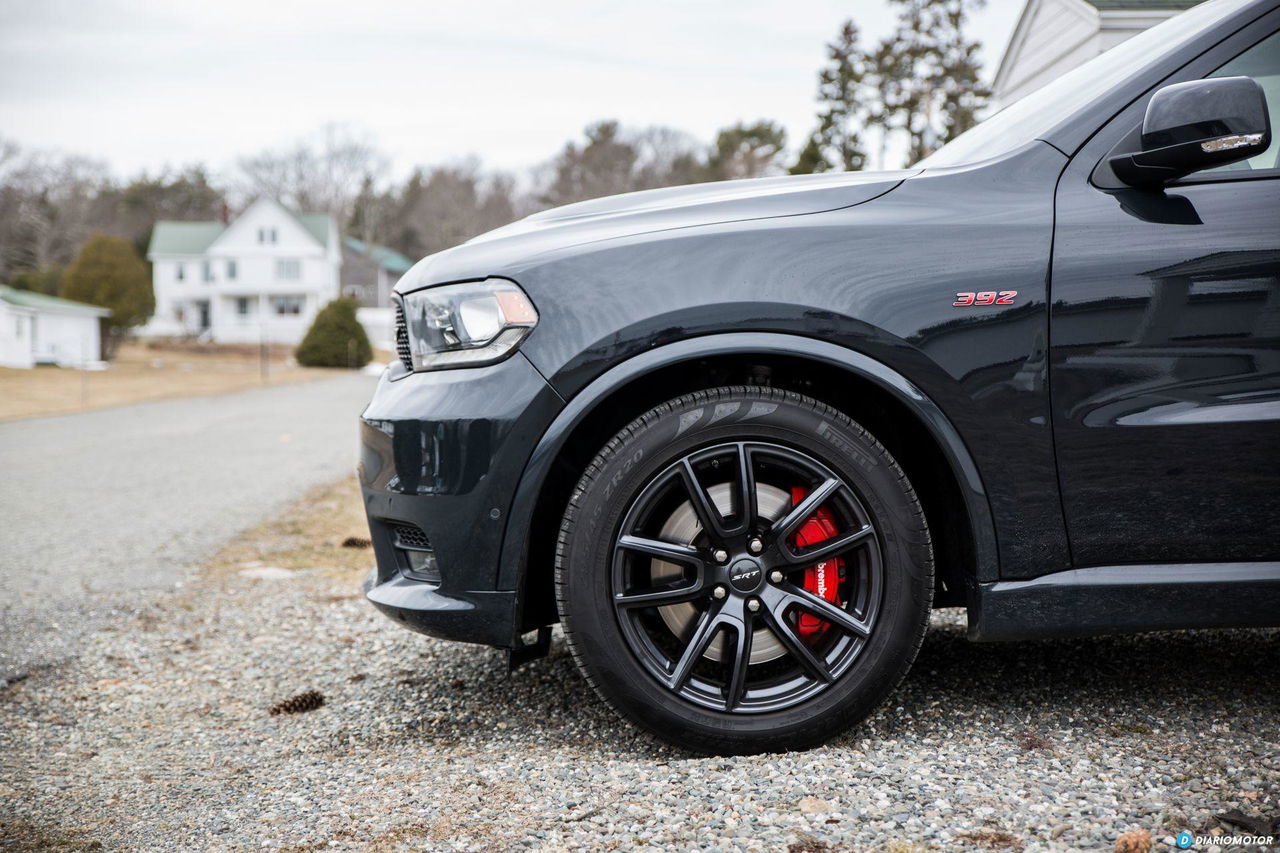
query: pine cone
[
  {"left": 1115, "top": 829, "right": 1151, "bottom": 853},
  {"left": 269, "top": 689, "right": 325, "bottom": 716},
  {"left": 341, "top": 536, "right": 371, "bottom": 549}
]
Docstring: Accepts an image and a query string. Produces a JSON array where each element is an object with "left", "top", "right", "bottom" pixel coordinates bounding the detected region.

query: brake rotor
[{"left": 651, "top": 482, "right": 791, "bottom": 664}]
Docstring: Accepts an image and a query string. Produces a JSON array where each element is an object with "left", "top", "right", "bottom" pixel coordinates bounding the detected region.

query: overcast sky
[{"left": 0, "top": 0, "right": 1024, "bottom": 181}]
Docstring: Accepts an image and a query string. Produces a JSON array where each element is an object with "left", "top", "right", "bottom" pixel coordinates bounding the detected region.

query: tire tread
[{"left": 554, "top": 386, "right": 933, "bottom": 754}]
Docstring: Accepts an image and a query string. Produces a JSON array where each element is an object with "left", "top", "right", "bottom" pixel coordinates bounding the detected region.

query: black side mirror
[{"left": 1109, "top": 76, "right": 1271, "bottom": 187}]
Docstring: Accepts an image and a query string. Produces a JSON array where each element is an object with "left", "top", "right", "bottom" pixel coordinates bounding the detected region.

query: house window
[
  {"left": 14, "top": 317, "right": 23, "bottom": 339},
  {"left": 275, "top": 259, "right": 301, "bottom": 280},
  {"left": 202, "top": 260, "right": 214, "bottom": 283},
  {"left": 257, "top": 227, "right": 277, "bottom": 244},
  {"left": 175, "top": 264, "right": 185, "bottom": 282},
  {"left": 235, "top": 297, "right": 252, "bottom": 316},
  {"left": 227, "top": 260, "right": 237, "bottom": 280},
  {"left": 270, "top": 295, "right": 304, "bottom": 316}
]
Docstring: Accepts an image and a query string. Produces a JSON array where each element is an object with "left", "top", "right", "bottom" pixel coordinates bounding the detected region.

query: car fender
[{"left": 496, "top": 331, "right": 1000, "bottom": 606}]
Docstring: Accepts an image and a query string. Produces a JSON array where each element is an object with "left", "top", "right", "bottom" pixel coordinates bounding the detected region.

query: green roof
[
  {"left": 0, "top": 284, "right": 111, "bottom": 317},
  {"left": 295, "top": 213, "right": 334, "bottom": 248},
  {"left": 1085, "top": 0, "right": 1201, "bottom": 8},
  {"left": 147, "top": 221, "right": 226, "bottom": 255},
  {"left": 147, "top": 203, "right": 335, "bottom": 257},
  {"left": 344, "top": 237, "right": 415, "bottom": 274}
]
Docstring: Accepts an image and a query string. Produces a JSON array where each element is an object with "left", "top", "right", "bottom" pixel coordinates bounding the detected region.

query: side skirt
[{"left": 968, "top": 562, "right": 1280, "bottom": 641}]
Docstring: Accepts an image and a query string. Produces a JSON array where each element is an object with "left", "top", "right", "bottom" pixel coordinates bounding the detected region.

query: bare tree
[
  {"left": 706, "top": 121, "right": 788, "bottom": 180},
  {"left": 0, "top": 141, "right": 111, "bottom": 279},
  {"left": 631, "top": 126, "right": 704, "bottom": 189},
  {"left": 238, "top": 124, "right": 389, "bottom": 222},
  {"left": 392, "top": 159, "right": 519, "bottom": 258},
  {"left": 536, "top": 121, "right": 728, "bottom": 208}
]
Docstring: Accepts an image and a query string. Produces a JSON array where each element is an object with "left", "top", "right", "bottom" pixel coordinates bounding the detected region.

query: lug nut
[
  {"left": 712, "top": 585, "right": 728, "bottom": 600},
  {"left": 748, "top": 538, "right": 764, "bottom": 554},
  {"left": 713, "top": 549, "right": 729, "bottom": 563},
  {"left": 769, "top": 570, "right": 783, "bottom": 584},
  {"left": 747, "top": 599, "right": 761, "bottom": 612}
]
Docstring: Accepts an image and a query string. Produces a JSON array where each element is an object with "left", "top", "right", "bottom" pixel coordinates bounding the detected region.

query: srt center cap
[{"left": 728, "top": 558, "right": 763, "bottom": 592}]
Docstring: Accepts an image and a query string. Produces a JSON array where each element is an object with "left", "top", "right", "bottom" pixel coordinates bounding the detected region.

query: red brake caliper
[{"left": 789, "top": 487, "right": 844, "bottom": 645}]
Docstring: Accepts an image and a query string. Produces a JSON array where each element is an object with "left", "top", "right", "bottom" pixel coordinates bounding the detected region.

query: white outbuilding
[
  {"left": 993, "top": 0, "right": 1201, "bottom": 108},
  {"left": 0, "top": 285, "right": 110, "bottom": 369}
]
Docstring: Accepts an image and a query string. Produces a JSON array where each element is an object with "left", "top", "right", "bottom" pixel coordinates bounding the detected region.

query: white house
[
  {"left": 0, "top": 284, "right": 110, "bottom": 369},
  {"left": 993, "top": 0, "right": 1202, "bottom": 108},
  {"left": 143, "top": 198, "right": 341, "bottom": 345}
]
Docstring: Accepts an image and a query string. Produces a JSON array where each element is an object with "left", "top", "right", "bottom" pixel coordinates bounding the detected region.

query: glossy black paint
[
  {"left": 360, "top": 0, "right": 1280, "bottom": 649},
  {"left": 971, "top": 563, "right": 1280, "bottom": 640},
  {"left": 1050, "top": 10, "right": 1280, "bottom": 567},
  {"left": 395, "top": 141, "right": 1069, "bottom": 584},
  {"left": 359, "top": 353, "right": 563, "bottom": 642},
  {"left": 1109, "top": 76, "right": 1273, "bottom": 186},
  {"left": 496, "top": 333, "right": 1000, "bottom": 597}
]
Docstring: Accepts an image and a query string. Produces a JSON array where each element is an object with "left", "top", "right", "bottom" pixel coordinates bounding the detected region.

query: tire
[{"left": 555, "top": 386, "right": 933, "bottom": 755}]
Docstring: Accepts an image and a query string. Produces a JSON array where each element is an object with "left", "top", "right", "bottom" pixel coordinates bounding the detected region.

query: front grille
[
  {"left": 392, "top": 523, "right": 431, "bottom": 551},
  {"left": 394, "top": 301, "right": 413, "bottom": 371}
]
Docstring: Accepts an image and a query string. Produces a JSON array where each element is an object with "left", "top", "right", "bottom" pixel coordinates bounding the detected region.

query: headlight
[{"left": 398, "top": 278, "right": 538, "bottom": 371}]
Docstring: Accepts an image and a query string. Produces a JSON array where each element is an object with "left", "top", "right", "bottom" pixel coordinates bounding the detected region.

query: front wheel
[{"left": 555, "top": 386, "right": 933, "bottom": 754}]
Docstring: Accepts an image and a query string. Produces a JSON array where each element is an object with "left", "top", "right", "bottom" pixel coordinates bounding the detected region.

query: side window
[{"left": 1198, "top": 29, "right": 1280, "bottom": 175}]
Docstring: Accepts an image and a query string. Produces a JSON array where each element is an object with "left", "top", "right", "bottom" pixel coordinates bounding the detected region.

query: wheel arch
[{"left": 501, "top": 332, "right": 998, "bottom": 638}]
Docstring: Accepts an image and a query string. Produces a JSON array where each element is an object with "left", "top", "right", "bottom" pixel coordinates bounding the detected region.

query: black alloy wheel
[{"left": 556, "top": 386, "right": 934, "bottom": 755}]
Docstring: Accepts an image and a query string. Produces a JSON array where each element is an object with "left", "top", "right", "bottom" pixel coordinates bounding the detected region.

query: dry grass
[
  {"left": 0, "top": 340, "right": 355, "bottom": 422},
  {"left": 957, "top": 829, "right": 1024, "bottom": 850},
  {"left": 203, "top": 475, "right": 372, "bottom": 583}
]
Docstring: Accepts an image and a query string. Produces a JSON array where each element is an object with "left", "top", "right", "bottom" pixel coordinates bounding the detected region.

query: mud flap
[{"left": 508, "top": 626, "right": 552, "bottom": 671}]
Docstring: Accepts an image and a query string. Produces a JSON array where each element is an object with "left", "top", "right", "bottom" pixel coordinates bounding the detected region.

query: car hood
[{"left": 395, "top": 168, "right": 917, "bottom": 291}]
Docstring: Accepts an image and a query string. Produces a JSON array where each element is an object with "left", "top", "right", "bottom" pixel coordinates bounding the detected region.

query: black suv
[{"left": 358, "top": 0, "right": 1280, "bottom": 754}]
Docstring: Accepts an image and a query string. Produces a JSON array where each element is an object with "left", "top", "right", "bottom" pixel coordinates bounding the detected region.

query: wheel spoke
[
  {"left": 610, "top": 438, "right": 886, "bottom": 716},
  {"left": 614, "top": 583, "right": 706, "bottom": 609},
  {"left": 723, "top": 616, "right": 753, "bottom": 710},
  {"left": 617, "top": 534, "right": 704, "bottom": 567},
  {"left": 667, "top": 604, "right": 722, "bottom": 690},
  {"left": 782, "top": 584, "right": 872, "bottom": 639},
  {"left": 780, "top": 524, "right": 874, "bottom": 565},
  {"left": 679, "top": 459, "right": 729, "bottom": 539},
  {"left": 773, "top": 477, "right": 842, "bottom": 540},
  {"left": 731, "top": 443, "right": 758, "bottom": 536},
  {"left": 762, "top": 607, "right": 833, "bottom": 683}
]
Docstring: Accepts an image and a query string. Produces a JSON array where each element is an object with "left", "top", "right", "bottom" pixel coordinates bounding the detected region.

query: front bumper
[{"left": 359, "top": 353, "right": 563, "bottom": 647}]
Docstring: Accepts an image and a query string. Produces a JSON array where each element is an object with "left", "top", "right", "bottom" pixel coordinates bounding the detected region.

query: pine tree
[
  {"left": 875, "top": 0, "right": 991, "bottom": 164},
  {"left": 794, "top": 2, "right": 989, "bottom": 172},
  {"left": 791, "top": 21, "right": 870, "bottom": 174},
  {"left": 60, "top": 234, "right": 153, "bottom": 358},
  {"left": 295, "top": 298, "right": 372, "bottom": 368}
]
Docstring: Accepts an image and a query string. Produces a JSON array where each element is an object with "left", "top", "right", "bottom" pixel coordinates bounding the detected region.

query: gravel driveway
[
  {"left": 0, "top": 372, "right": 376, "bottom": 682},
  {"left": 2, "top": 478, "right": 1276, "bottom": 852}
]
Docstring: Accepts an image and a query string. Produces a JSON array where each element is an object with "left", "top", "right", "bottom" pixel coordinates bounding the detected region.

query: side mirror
[{"left": 1109, "top": 76, "right": 1271, "bottom": 187}]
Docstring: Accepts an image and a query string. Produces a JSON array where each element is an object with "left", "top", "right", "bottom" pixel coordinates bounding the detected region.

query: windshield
[{"left": 919, "top": 0, "right": 1257, "bottom": 168}]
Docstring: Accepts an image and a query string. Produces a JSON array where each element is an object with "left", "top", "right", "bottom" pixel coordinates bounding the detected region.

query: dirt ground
[{"left": 0, "top": 341, "right": 366, "bottom": 422}]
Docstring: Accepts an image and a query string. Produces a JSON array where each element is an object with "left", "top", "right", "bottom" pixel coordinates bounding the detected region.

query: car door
[{"left": 1049, "top": 15, "right": 1280, "bottom": 568}]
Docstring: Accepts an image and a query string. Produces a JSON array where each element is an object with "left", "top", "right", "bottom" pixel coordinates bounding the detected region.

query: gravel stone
[{"left": 2, "top": 523, "right": 1277, "bottom": 850}]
